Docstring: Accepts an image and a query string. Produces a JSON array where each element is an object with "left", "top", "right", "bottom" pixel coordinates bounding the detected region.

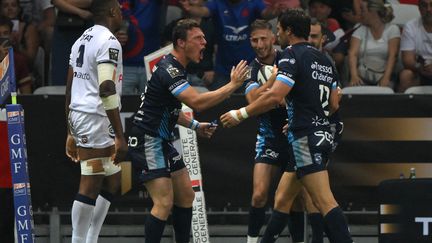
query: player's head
[
  {"left": 91, "top": 0, "right": 123, "bottom": 31},
  {"left": 277, "top": 9, "right": 310, "bottom": 48},
  {"left": 419, "top": 0, "right": 432, "bottom": 24},
  {"left": 250, "top": 19, "right": 275, "bottom": 61},
  {"left": 172, "top": 18, "right": 206, "bottom": 63},
  {"left": 308, "top": 18, "right": 327, "bottom": 50}
]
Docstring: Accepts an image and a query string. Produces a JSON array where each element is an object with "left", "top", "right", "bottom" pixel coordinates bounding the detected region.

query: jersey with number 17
[
  {"left": 275, "top": 42, "right": 338, "bottom": 141},
  {"left": 69, "top": 25, "right": 123, "bottom": 116}
]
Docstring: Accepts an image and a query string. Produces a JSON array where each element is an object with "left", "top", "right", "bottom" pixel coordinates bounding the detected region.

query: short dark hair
[
  {"left": 278, "top": 9, "right": 310, "bottom": 40},
  {"left": 250, "top": 19, "right": 273, "bottom": 33},
  {"left": 0, "top": 16, "right": 13, "bottom": 31},
  {"left": 91, "top": 0, "right": 118, "bottom": 22},
  {"left": 172, "top": 19, "right": 200, "bottom": 48}
]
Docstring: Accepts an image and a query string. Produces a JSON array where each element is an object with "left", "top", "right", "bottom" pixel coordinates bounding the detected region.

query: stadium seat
[
  {"left": 404, "top": 85, "right": 432, "bottom": 94},
  {"left": 390, "top": 3, "right": 420, "bottom": 27},
  {"left": 342, "top": 86, "right": 395, "bottom": 94},
  {"left": 33, "top": 85, "right": 66, "bottom": 95}
]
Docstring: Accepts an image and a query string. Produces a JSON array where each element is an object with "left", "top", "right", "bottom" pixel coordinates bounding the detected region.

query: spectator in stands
[
  {"left": 51, "top": 0, "right": 92, "bottom": 86},
  {"left": 34, "top": 0, "right": 55, "bottom": 86},
  {"left": 180, "top": 0, "right": 286, "bottom": 91},
  {"left": 117, "top": 0, "right": 165, "bottom": 95},
  {"left": 308, "top": 0, "right": 347, "bottom": 77},
  {"left": 0, "top": 16, "right": 32, "bottom": 93},
  {"left": 348, "top": 0, "right": 400, "bottom": 87},
  {"left": 162, "top": 2, "right": 216, "bottom": 88},
  {"left": 398, "top": 0, "right": 432, "bottom": 92},
  {"left": 1, "top": 0, "right": 40, "bottom": 67}
]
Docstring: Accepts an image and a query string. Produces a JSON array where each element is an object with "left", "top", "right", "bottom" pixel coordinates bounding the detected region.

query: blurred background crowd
[{"left": 0, "top": 0, "right": 429, "bottom": 94}]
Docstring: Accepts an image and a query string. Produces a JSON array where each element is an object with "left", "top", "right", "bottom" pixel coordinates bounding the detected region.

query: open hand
[{"left": 220, "top": 110, "right": 242, "bottom": 128}]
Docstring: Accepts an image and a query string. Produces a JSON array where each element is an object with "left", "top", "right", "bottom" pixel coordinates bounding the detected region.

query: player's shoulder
[{"left": 155, "top": 55, "right": 186, "bottom": 80}]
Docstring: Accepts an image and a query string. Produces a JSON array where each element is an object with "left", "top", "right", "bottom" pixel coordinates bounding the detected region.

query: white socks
[
  {"left": 247, "top": 236, "right": 259, "bottom": 243},
  {"left": 86, "top": 195, "right": 111, "bottom": 243},
  {"left": 71, "top": 200, "right": 95, "bottom": 243}
]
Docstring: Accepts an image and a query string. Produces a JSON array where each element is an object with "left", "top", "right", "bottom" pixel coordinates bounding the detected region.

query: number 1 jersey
[{"left": 69, "top": 25, "right": 123, "bottom": 116}]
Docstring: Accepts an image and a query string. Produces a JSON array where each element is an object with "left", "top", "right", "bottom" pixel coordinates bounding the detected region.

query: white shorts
[
  {"left": 68, "top": 110, "right": 115, "bottom": 148},
  {"left": 80, "top": 157, "right": 121, "bottom": 176}
]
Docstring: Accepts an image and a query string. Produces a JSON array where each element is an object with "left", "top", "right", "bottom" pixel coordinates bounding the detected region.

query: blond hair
[{"left": 366, "top": 0, "right": 394, "bottom": 23}]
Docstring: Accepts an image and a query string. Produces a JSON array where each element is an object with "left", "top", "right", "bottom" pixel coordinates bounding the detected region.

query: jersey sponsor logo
[
  {"left": 263, "top": 148, "right": 279, "bottom": 159},
  {"left": 108, "top": 36, "right": 117, "bottom": 41},
  {"left": 279, "top": 58, "right": 296, "bottom": 65},
  {"left": 109, "top": 48, "right": 119, "bottom": 61},
  {"left": 73, "top": 71, "right": 90, "bottom": 80},
  {"left": 311, "top": 61, "right": 333, "bottom": 83},
  {"left": 311, "top": 116, "right": 330, "bottom": 127},
  {"left": 225, "top": 25, "right": 248, "bottom": 34},
  {"left": 167, "top": 66, "right": 182, "bottom": 78},
  {"left": 224, "top": 25, "right": 248, "bottom": 41},
  {"left": 169, "top": 80, "right": 187, "bottom": 93},
  {"left": 313, "top": 153, "right": 322, "bottom": 164}
]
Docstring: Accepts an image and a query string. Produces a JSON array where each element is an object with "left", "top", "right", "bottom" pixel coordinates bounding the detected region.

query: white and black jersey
[{"left": 69, "top": 25, "right": 123, "bottom": 116}]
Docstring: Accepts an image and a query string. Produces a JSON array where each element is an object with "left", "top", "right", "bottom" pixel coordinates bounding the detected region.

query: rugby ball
[{"left": 257, "top": 65, "right": 274, "bottom": 85}]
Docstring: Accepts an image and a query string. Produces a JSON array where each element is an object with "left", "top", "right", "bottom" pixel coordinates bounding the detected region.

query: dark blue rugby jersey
[
  {"left": 206, "top": 0, "right": 266, "bottom": 76},
  {"left": 276, "top": 42, "right": 338, "bottom": 141},
  {"left": 245, "top": 50, "right": 287, "bottom": 140},
  {"left": 133, "top": 54, "right": 190, "bottom": 140}
]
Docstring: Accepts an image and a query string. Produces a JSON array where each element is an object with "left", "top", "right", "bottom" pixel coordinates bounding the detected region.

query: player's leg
[
  {"left": 303, "top": 188, "right": 324, "bottom": 243},
  {"left": 288, "top": 195, "right": 305, "bottom": 243},
  {"left": 247, "top": 163, "right": 278, "bottom": 243},
  {"left": 260, "top": 171, "right": 302, "bottom": 243},
  {"left": 69, "top": 111, "right": 114, "bottom": 243},
  {"left": 128, "top": 128, "right": 174, "bottom": 243},
  {"left": 172, "top": 167, "right": 195, "bottom": 243},
  {"left": 86, "top": 164, "right": 121, "bottom": 243},
  {"left": 294, "top": 133, "right": 352, "bottom": 243},
  {"left": 145, "top": 177, "right": 174, "bottom": 243}
]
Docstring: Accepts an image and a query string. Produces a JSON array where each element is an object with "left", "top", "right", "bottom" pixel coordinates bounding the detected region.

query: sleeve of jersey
[
  {"left": 276, "top": 51, "right": 297, "bottom": 87},
  {"left": 69, "top": 51, "right": 74, "bottom": 67},
  {"left": 96, "top": 37, "right": 122, "bottom": 65},
  {"left": 245, "top": 81, "right": 259, "bottom": 95},
  {"left": 161, "top": 69, "right": 190, "bottom": 97}
]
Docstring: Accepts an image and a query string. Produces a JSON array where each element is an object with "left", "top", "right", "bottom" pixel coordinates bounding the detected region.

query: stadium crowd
[{"left": 0, "top": 0, "right": 429, "bottom": 94}]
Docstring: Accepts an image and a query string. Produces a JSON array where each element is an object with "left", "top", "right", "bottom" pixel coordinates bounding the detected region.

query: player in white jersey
[{"left": 65, "top": 0, "right": 127, "bottom": 243}]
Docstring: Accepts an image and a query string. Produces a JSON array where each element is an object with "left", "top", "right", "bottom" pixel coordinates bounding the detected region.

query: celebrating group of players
[{"left": 65, "top": 0, "right": 353, "bottom": 243}]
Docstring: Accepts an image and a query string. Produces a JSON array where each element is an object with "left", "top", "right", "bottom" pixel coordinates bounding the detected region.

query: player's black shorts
[
  {"left": 289, "top": 130, "right": 333, "bottom": 178},
  {"left": 255, "top": 135, "right": 294, "bottom": 172},
  {"left": 128, "top": 126, "right": 185, "bottom": 183}
]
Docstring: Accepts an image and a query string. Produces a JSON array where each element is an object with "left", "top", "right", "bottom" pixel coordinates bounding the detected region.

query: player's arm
[
  {"left": 329, "top": 84, "right": 340, "bottom": 115},
  {"left": 245, "top": 66, "right": 278, "bottom": 103},
  {"left": 52, "top": 0, "right": 92, "bottom": 19},
  {"left": 65, "top": 66, "right": 79, "bottom": 162},
  {"left": 221, "top": 78, "right": 291, "bottom": 128},
  {"left": 179, "top": 0, "right": 210, "bottom": 18},
  {"left": 176, "top": 112, "right": 217, "bottom": 138},
  {"left": 98, "top": 62, "right": 127, "bottom": 164},
  {"left": 176, "top": 60, "right": 249, "bottom": 112}
]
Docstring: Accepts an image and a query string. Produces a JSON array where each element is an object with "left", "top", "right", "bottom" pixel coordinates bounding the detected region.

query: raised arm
[{"left": 176, "top": 60, "right": 249, "bottom": 112}]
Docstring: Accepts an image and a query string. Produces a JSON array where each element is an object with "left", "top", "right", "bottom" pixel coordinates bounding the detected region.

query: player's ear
[
  {"left": 109, "top": 7, "right": 116, "bottom": 17},
  {"left": 177, "top": 38, "right": 186, "bottom": 49}
]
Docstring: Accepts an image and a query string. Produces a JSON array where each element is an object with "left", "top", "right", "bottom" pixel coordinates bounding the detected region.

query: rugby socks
[
  {"left": 71, "top": 194, "right": 96, "bottom": 243},
  {"left": 86, "top": 190, "right": 114, "bottom": 243},
  {"left": 308, "top": 213, "right": 324, "bottom": 243},
  {"left": 247, "top": 206, "right": 266, "bottom": 239},
  {"left": 260, "top": 210, "right": 289, "bottom": 243},
  {"left": 172, "top": 205, "right": 192, "bottom": 243},
  {"left": 288, "top": 211, "right": 304, "bottom": 243},
  {"left": 145, "top": 214, "right": 166, "bottom": 243},
  {"left": 323, "top": 207, "right": 353, "bottom": 243}
]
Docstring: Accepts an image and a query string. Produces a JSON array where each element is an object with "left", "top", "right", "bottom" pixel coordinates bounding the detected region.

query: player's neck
[
  {"left": 95, "top": 20, "right": 116, "bottom": 34},
  {"left": 289, "top": 37, "right": 307, "bottom": 46},
  {"left": 171, "top": 49, "right": 189, "bottom": 68}
]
